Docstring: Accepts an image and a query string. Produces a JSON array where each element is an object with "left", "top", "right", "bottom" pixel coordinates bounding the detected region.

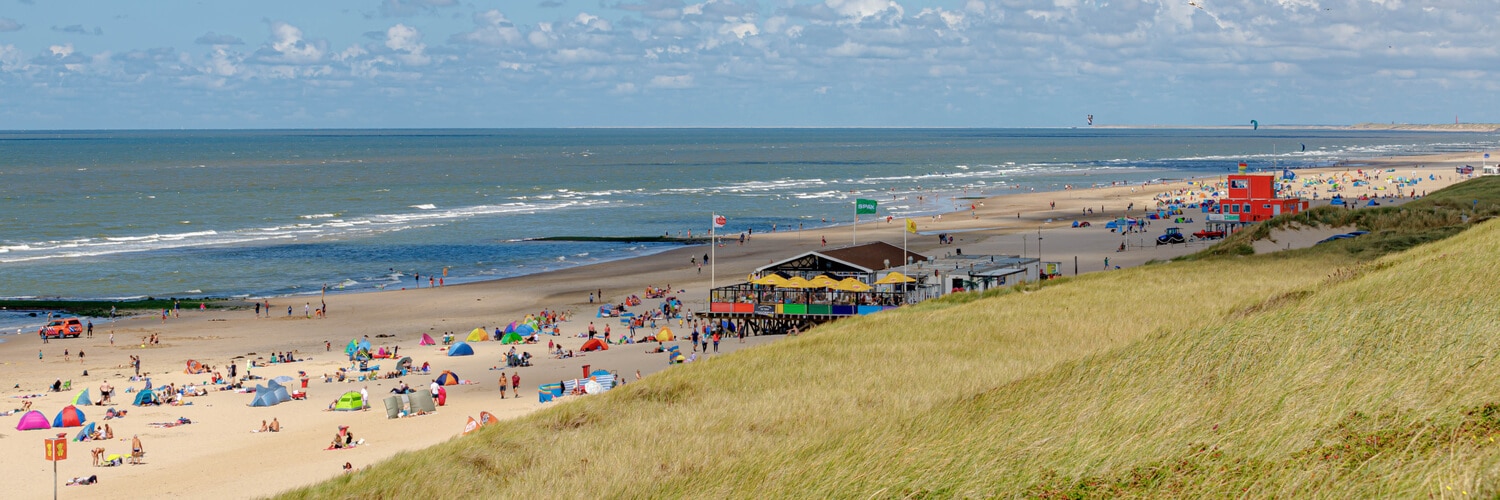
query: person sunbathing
[
  {"left": 103, "top": 424, "right": 113, "bottom": 439},
  {"left": 329, "top": 435, "right": 344, "bottom": 449},
  {"left": 259, "top": 420, "right": 268, "bottom": 432},
  {"left": 269, "top": 418, "right": 281, "bottom": 432},
  {"left": 65, "top": 475, "right": 98, "bottom": 486}
]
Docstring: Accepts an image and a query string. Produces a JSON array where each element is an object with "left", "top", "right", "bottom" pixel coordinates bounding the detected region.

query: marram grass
[{"left": 281, "top": 184, "right": 1500, "bottom": 499}]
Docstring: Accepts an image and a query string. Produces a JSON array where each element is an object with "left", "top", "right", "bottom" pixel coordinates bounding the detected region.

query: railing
[{"left": 707, "top": 284, "right": 920, "bottom": 317}]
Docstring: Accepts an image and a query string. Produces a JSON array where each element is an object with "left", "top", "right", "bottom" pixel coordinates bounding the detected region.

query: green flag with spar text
[{"left": 855, "top": 198, "right": 878, "bottom": 215}]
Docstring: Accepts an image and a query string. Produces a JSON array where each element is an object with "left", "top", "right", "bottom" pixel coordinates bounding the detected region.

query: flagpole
[
  {"left": 852, "top": 203, "right": 858, "bottom": 246},
  {"left": 710, "top": 214, "right": 716, "bottom": 292}
]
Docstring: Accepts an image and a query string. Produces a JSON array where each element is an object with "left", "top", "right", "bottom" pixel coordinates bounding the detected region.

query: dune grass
[{"left": 280, "top": 179, "right": 1500, "bottom": 499}]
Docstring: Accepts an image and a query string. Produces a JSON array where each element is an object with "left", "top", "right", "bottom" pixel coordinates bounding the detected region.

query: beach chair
[{"left": 63, "top": 380, "right": 72, "bottom": 391}]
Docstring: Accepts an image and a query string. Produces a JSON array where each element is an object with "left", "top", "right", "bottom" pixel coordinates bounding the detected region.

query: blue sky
[{"left": 0, "top": 0, "right": 1494, "bottom": 129}]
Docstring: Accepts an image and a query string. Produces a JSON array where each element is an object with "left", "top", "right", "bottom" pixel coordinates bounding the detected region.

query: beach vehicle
[
  {"left": 39, "top": 318, "right": 84, "bottom": 339},
  {"left": 1156, "top": 228, "right": 1185, "bottom": 245},
  {"left": 1192, "top": 229, "right": 1225, "bottom": 239}
]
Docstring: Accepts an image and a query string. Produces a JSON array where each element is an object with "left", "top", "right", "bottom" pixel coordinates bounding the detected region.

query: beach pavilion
[{"left": 704, "top": 242, "right": 930, "bottom": 334}]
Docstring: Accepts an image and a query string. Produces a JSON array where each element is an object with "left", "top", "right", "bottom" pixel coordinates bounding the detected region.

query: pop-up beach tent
[
  {"left": 581, "top": 338, "right": 608, "bottom": 352},
  {"left": 132, "top": 388, "right": 157, "bottom": 406},
  {"left": 466, "top": 328, "right": 487, "bottom": 342},
  {"left": 53, "top": 405, "right": 86, "bottom": 428},
  {"left": 447, "top": 342, "right": 474, "bottom": 356},
  {"left": 514, "top": 324, "right": 536, "bottom": 336},
  {"left": 249, "top": 383, "right": 291, "bottom": 407},
  {"left": 16, "top": 410, "right": 51, "bottom": 430},
  {"left": 500, "top": 332, "right": 525, "bottom": 344},
  {"left": 419, "top": 333, "right": 436, "bottom": 346},
  {"left": 73, "top": 421, "right": 97, "bottom": 442},
  {"left": 185, "top": 360, "right": 207, "bottom": 374},
  {"left": 332, "top": 391, "right": 364, "bottom": 411},
  {"left": 71, "top": 388, "right": 93, "bottom": 406},
  {"left": 435, "top": 370, "right": 461, "bottom": 386},
  {"left": 656, "top": 327, "right": 674, "bottom": 342}
]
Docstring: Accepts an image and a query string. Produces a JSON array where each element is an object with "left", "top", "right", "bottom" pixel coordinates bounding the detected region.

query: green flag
[{"left": 855, "top": 198, "right": 878, "bottom": 215}]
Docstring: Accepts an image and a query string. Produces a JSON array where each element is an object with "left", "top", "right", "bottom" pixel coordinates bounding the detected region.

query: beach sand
[{"left": 0, "top": 150, "right": 1487, "bottom": 499}]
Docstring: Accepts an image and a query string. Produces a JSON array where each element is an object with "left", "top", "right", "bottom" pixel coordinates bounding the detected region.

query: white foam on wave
[{"left": 409, "top": 204, "right": 437, "bottom": 210}]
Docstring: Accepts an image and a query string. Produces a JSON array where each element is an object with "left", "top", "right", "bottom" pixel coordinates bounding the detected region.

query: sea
[{"left": 1, "top": 128, "right": 1494, "bottom": 330}]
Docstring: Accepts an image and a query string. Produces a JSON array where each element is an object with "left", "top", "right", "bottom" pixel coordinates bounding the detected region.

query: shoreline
[{"left": 0, "top": 148, "right": 1490, "bottom": 499}]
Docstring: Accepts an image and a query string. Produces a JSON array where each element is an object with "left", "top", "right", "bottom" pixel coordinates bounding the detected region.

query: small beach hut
[
  {"left": 435, "top": 370, "right": 461, "bottom": 386},
  {"left": 447, "top": 342, "right": 474, "bottom": 356},
  {"left": 15, "top": 410, "right": 51, "bottom": 431},
  {"left": 500, "top": 332, "right": 525, "bottom": 344},
  {"left": 581, "top": 338, "right": 608, "bottom": 352},
  {"left": 73, "top": 421, "right": 97, "bottom": 442},
  {"left": 132, "top": 388, "right": 157, "bottom": 406},
  {"left": 419, "top": 333, "right": 436, "bottom": 346},
  {"left": 71, "top": 388, "right": 93, "bottom": 406},
  {"left": 466, "top": 328, "right": 487, "bottom": 342},
  {"left": 53, "top": 405, "right": 86, "bottom": 428},
  {"left": 656, "top": 327, "right": 675, "bottom": 342},
  {"left": 332, "top": 391, "right": 364, "bottom": 411}
]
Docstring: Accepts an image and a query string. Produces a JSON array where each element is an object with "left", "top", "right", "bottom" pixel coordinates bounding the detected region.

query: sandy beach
[{"left": 0, "top": 149, "right": 1489, "bottom": 499}]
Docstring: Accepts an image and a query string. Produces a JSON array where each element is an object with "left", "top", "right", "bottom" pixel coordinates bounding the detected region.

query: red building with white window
[{"left": 1213, "top": 174, "right": 1308, "bottom": 223}]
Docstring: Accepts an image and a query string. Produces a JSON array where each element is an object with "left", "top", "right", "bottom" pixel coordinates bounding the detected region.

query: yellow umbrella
[
  {"left": 836, "top": 278, "right": 872, "bottom": 292},
  {"left": 784, "top": 276, "right": 815, "bottom": 289},
  {"left": 874, "top": 272, "right": 916, "bottom": 284},
  {"left": 752, "top": 274, "right": 789, "bottom": 286},
  {"left": 810, "top": 275, "right": 838, "bottom": 287}
]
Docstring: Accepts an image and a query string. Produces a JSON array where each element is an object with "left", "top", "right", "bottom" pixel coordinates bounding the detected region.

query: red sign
[{"left": 44, "top": 438, "right": 66, "bottom": 461}]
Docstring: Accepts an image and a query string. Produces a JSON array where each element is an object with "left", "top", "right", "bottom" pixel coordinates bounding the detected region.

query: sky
[{"left": 0, "top": 0, "right": 1495, "bottom": 129}]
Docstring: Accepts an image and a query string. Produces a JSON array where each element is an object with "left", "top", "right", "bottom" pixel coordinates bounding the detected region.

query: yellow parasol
[
  {"left": 752, "top": 274, "right": 790, "bottom": 287},
  {"left": 835, "top": 278, "right": 872, "bottom": 292},
  {"left": 809, "top": 275, "right": 839, "bottom": 288},
  {"left": 783, "top": 276, "right": 816, "bottom": 289},
  {"left": 874, "top": 271, "right": 916, "bottom": 284}
]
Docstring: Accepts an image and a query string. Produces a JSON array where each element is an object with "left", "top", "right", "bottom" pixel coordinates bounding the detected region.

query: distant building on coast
[{"left": 703, "top": 242, "right": 1039, "bottom": 335}]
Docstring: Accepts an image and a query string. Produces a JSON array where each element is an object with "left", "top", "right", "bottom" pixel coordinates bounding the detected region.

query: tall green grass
[{"left": 280, "top": 178, "right": 1500, "bottom": 499}]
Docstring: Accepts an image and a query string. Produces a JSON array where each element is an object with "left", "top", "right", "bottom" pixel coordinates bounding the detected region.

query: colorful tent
[
  {"left": 71, "top": 388, "right": 93, "bottom": 406},
  {"left": 53, "top": 405, "right": 86, "bottom": 428},
  {"left": 345, "top": 339, "right": 358, "bottom": 356},
  {"left": 504, "top": 321, "right": 518, "bottom": 333},
  {"left": 332, "top": 391, "right": 364, "bottom": 411},
  {"left": 500, "top": 332, "right": 525, "bottom": 344},
  {"left": 447, "top": 342, "right": 474, "bottom": 356},
  {"left": 656, "top": 327, "right": 675, "bottom": 342},
  {"left": 581, "top": 338, "right": 608, "bottom": 352},
  {"left": 15, "top": 410, "right": 51, "bottom": 431},
  {"left": 132, "top": 388, "right": 156, "bottom": 406},
  {"left": 479, "top": 411, "right": 498, "bottom": 426},
  {"left": 73, "top": 421, "right": 97, "bottom": 442},
  {"left": 435, "top": 370, "right": 461, "bottom": 386},
  {"left": 358, "top": 338, "right": 372, "bottom": 352},
  {"left": 514, "top": 324, "right": 536, "bottom": 336},
  {"left": 185, "top": 359, "right": 208, "bottom": 374},
  {"left": 419, "top": 333, "right": 436, "bottom": 346},
  {"left": 466, "top": 328, "right": 487, "bottom": 342}
]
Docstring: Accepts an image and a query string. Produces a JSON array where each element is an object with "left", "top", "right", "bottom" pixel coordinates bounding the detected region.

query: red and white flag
[{"left": 713, "top": 214, "right": 727, "bottom": 228}]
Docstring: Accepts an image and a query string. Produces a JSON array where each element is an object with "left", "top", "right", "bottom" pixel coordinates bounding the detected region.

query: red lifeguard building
[{"left": 1211, "top": 174, "right": 1308, "bottom": 226}]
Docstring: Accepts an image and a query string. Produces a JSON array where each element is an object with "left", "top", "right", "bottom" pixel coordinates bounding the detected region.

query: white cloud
[
  {"left": 385, "top": 24, "right": 431, "bottom": 65},
  {"left": 453, "top": 10, "right": 525, "bottom": 46},
  {"left": 575, "top": 12, "right": 613, "bottom": 31},
  {"left": 648, "top": 74, "right": 693, "bottom": 88},
  {"left": 259, "top": 22, "right": 325, "bottom": 64},
  {"left": 825, "top": 0, "right": 904, "bottom": 21},
  {"left": 49, "top": 44, "right": 74, "bottom": 58},
  {"left": 0, "top": 17, "right": 22, "bottom": 32},
  {"left": 0, "top": 44, "right": 27, "bottom": 71}
]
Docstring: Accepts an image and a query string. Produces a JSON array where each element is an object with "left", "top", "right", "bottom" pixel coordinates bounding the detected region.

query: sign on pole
[
  {"left": 44, "top": 437, "right": 66, "bottom": 461},
  {"left": 855, "top": 199, "right": 878, "bottom": 215}
]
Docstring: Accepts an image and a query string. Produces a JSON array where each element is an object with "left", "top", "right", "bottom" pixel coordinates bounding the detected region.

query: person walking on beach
[
  {"left": 87, "top": 321, "right": 93, "bottom": 338},
  {"left": 255, "top": 302, "right": 261, "bottom": 317},
  {"left": 511, "top": 373, "right": 520, "bottom": 397},
  {"left": 109, "top": 333, "right": 114, "bottom": 346},
  {"left": 499, "top": 373, "right": 507, "bottom": 399},
  {"left": 305, "top": 303, "right": 311, "bottom": 318}
]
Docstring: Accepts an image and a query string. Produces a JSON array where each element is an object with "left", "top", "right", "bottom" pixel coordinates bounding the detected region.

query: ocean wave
[{"left": 409, "top": 204, "right": 437, "bottom": 210}]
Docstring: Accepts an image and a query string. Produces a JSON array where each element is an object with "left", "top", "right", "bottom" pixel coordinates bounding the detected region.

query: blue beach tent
[{"left": 447, "top": 342, "right": 474, "bottom": 356}]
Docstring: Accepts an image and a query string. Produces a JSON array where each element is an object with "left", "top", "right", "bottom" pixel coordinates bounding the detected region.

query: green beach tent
[
  {"left": 332, "top": 391, "right": 364, "bottom": 411},
  {"left": 500, "top": 332, "right": 525, "bottom": 344}
]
